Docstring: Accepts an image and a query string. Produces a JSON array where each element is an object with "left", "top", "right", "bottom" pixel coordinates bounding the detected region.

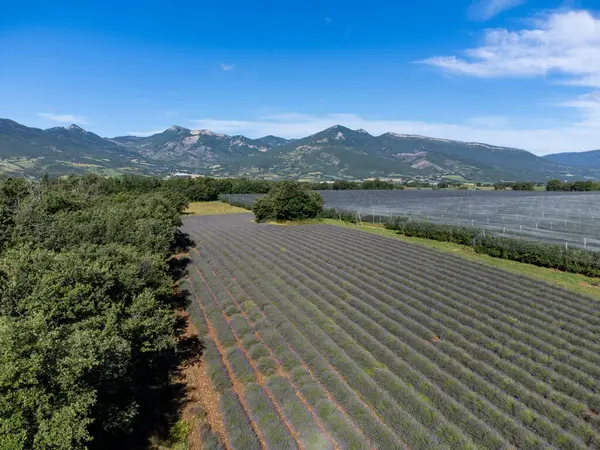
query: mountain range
[{"left": 0, "top": 118, "right": 598, "bottom": 181}]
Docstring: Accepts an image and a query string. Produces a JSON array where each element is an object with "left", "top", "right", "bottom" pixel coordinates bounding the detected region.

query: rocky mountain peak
[{"left": 167, "top": 125, "right": 189, "bottom": 132}]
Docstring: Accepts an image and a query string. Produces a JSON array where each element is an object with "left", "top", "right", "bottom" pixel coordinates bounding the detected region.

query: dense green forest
[{"left": 0, "top": 174, "right": 191, "bottom": 449}]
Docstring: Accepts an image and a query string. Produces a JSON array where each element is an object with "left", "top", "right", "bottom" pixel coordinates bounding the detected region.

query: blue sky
[{"left": 1, "top": 0, "right": 600, "bottom": 154}]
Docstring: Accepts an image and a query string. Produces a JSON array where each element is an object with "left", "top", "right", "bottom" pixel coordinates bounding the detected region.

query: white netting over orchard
[{"left": 223, "top": 190, "right": 600, "bottom": 251}]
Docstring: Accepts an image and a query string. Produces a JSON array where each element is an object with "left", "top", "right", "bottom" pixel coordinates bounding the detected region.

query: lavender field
[{"left": 182, "top": 214, "right": 600, "bottom": 450}]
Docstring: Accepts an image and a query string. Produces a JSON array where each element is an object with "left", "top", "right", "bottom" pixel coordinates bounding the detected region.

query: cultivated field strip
[
  {"left": 188, "top": 250, "right": 407, "bottom": 449},
  {"left": 206, "top": 229, "right": 574, "bottom": 448},
  {"left": 288, "top": 228, "right": 600, "bottom": 388},
  {"left": 183, "top": 214, "right": 600, "bottom": 449}
]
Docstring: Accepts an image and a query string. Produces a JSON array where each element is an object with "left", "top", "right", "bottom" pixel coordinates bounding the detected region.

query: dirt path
[{"left": 176, "top": 310, "right": 231, "bottom": 450}]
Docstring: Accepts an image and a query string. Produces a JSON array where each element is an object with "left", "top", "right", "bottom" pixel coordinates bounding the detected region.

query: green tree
[
  {"left": 546, "top": 179, "right": 564, "bottom": 191},
  {"left": 253, "top": 182, "right": 324, "bottom": 222},
  {"left": 332, "top": 180, "right": 361, "bottom": 190},
  {"left": 0, "top": 175, "right": 185, "bottom": 448},
  {"left": 361, "top": 179, "right": 395, "bottom": 190},
  {"left": 0, "top": 244, "right": 175, "bottom": 449},
  {"left": 512, "top": 182, "right": 535, "bottom": 191}
]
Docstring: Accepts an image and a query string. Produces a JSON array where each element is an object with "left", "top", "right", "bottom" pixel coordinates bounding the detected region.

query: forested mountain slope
[{"left": 0, "top": 118, "right": 595, "bottom": 181}]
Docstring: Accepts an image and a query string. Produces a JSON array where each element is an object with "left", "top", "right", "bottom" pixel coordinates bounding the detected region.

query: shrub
[
  {"left": 385, "top": 219, "right": 479, "bottom": 245},
  {"left": 384, "top": 218, "right": 600, "bottom": 277},
  {"left": 474, "top": 236, "right": 600, "bottom": 277},
  {"left": 253, "top": 182, "right": 324, "bottom": 222}
]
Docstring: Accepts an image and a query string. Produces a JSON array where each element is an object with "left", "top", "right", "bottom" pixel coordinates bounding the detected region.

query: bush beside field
[
  {"left": 384, "top": 218, "right": 600, "bottom": 277},
  {"left": 0, "top": 175, "right": 190, "bottom": 449},
  {"left": 253, "top": 182, "right": 324, "bottom": 222}
]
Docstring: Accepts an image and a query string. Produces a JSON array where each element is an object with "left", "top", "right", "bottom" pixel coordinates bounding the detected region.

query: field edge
[
  {"left": 185, "top": 201, "right": 250, "bottom": 216},
  {"left": 323, "top": 218, "right": 600, "bottom": 300}
]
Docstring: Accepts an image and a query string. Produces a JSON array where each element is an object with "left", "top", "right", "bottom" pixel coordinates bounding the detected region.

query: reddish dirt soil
[
  {"left": 176, "top": 311, "right": 229, "bottom": 450},
  {"left": 426, "top": 335, "right": 442, "bottom": 344}
]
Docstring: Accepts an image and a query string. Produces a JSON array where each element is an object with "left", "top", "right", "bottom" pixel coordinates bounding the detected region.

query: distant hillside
[
  {"left": 0, "top": 119, "right": 153, "bottom": 176},
  {"left": 230, "top": 125, "right": 588, "bottom": 181},
  {"left": 543, "top": 149, "right": 600, "bottom": 169},
  {"left": 0, "top": 118, "right": 596, "bottom": 181}
]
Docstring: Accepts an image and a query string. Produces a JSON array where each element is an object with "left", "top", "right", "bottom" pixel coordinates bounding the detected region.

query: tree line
[
  {"left": 94, "top": 175, "right": 600, "bottom": 197},
  {"left": 546, "top": 179, "right": 600, "bottom": 191},
  {"left": 382, "top": 218, "right": 600, "bottom": 277},
  {"left": 0, "top": 174, "right": 189, "bottom": 449},
  {"left": 91, "top": 175, "right": 401, "bottom": 204},
  {"left": 493, "top": 181, "right": 537, "bottom": 191}
]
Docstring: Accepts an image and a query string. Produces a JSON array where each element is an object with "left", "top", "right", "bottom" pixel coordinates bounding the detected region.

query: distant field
[
  {"left": 224, "top": 190, "right": 600, "bottom": 251},
  {"left": 185, "top": 201, "right": 249, "bottom": 215},
  {"left": 322, "top": 219, "right": 600, "bottom": 299},
  {"left": 183, "top": 214, "right": 600, "bottom": 449},
  {"left": 442, "top": 175, "right": 468, "bottom": 181}
]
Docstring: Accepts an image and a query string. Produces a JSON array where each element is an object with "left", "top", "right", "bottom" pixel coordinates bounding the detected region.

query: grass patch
[
  {"left": 185, "top": 201, "right": 249, "bottom": 216},
  {"left": 323, "top": 219, "right": 600, "bottom": 300},
  {"left": 442, "top": 175, "right": 468, "bottom": 182},
  {"left": 265, "top": 218, "right": 324, "bottom": 226},
  {"left": 149, "top": 420, "right": 190, "bottom": 450}
]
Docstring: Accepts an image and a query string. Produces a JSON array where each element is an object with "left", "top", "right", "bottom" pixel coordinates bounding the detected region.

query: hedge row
[
  {"left": 473, "top": 236, "right": 600, "bottom": 277},
  {"left": 383, "top": 219, "right": 600, "bottom": 277},
  {"left": 205, "top": 232, "right": 454, "bottom": 449},
  {"left": 203, "top": 240, "right": 400, "bottom": 449},
  {"left": 234, "top": 228, "right": 563, "bottom": 448},
  {"left": 244, "top": 383, "right": 298, "bottom": 449}
]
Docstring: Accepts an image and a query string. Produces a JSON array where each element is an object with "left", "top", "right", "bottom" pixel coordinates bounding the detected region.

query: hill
[
  {"left": 0, "top": 119, "right": 154, "bottom": 176},
  {"left": 0, "top": 118, "right": 596, "bottom": 181},
  {"left": 242, "top": 125, "right": 570, "bottom": 181},
  {"left": 543, "top": 149, "right": 600, "bottom": 169}
]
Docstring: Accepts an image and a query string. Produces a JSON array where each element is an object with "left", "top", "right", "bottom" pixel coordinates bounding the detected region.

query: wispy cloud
[
  {"left": 190, "top": 111, "right": 600, "bottom": 155},
  {"left": 220, "top": 63, "right": 235, "bottom": 71},
  {"left": 126, "top": 130, "right": 164, "bottom": 137},
  {"left": 325, "top": 16, "right": 332, "bottom": 23},
  {"left": 164, "top": 110, "right": 179, "bottom": 117},
  {"left": 37, "top": 112, "right": 89, "bottom": 124},
  {"left": 468, "top": 0, "right": 528, "bottom": 21},
  {"left": 420, "top": 10, "right": 600, "bottom": 85}
]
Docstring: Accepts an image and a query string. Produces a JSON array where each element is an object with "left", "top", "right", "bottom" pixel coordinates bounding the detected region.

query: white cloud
[
  {"left": 420, "top": 10, "right": 600, "bottom": 85},
  {"left": 37, "top": 112, "right": 89, "bottom": 124},
  {"left": 220, "top": 63, "right": 235, "bottom": 71},
  {"left": 468, "top": 0, "right": 528, "bottom": 21},
  {"left": 558, "top": 91, "right": 600, "bottom": 127},
  {"left": 191, "top": 111, "right": 600, "bottom": 155},
  {"left": 126, "top": 130, "right": 164, "bottom": 137},
  {"left": 413, "top": 9, "right": 600, "bottom": 153}
]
